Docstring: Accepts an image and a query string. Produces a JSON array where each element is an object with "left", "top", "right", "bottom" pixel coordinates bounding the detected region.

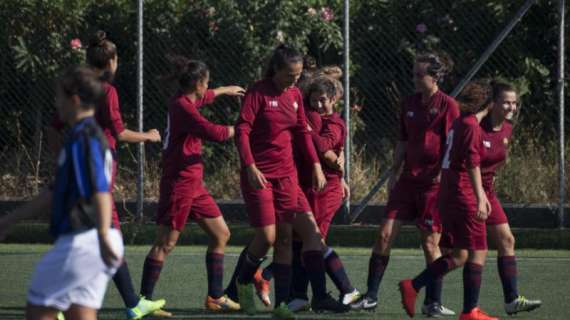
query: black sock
[
  {"left": 366, "top": 253, "right": 389, "bottom": 299},
  {"left": 237, "top": 250, "right": 264, "bottom": 285},
  {"left": 424, "top": 276, "right": 443, "bottom": 305},
  {"left": 291, "top": 241, "right": 309, "bottom": 300},
  {"left": 206, "top": 252, "right": 224, "bottom": 299},
  {"left": 140, "top": 257, "right": 164, "bottom": 300},
  {"left": 272, "top": 263, "right": 292, "bottom": 306},
  {"left": 224, "top": 246, "right": 248, "bottom": 301},
  {"left": 324, "top": 248, "right": 354, "bottom": 295},
  {"left": 113, "top": 261, "right": 140, "bottom": 308},
  {"left": 463, "top": 262, "right": 483, "bottom": 313},
  {"left": 412, "top": 255, "right": 455, "bottom": 291},
  {"left": 498, "top": 256, "right": 518, "bottom": 303},
  {"left": 302, "top": 250, "right": 327, "bottom": 300},
  {"left": 262, "top": 262, "right": 274, "bottom": 281}
]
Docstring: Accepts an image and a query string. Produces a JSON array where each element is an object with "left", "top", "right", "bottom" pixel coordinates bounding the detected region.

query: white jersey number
[{"left": 441, "top": 129, "right": 454, "bottom": 169}]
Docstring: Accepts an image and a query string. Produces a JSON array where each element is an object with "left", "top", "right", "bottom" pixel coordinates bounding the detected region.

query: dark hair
[
  {"left": 86, "top": 31, "right": 117, "bottom": 70},
  {"left": 163, "top": 55, "right": 209, "bottom": 92},
  {"left": 264, "top": 44, "right": 303, "bottom": 78},
  {"left": 457, "top": 80, "right": 492, "bottom": 114},
  {"left": 416, "top": 52, "right": 451, "bottom": 83},
  {"left": 306, "top": 76, "right": 337, "bottom": 99},
  {"left": 58, "top": 66, "right": 104, "bottom": 109},
  {"left": 490, "top": 80, "right": 516, "bottom": 101}
]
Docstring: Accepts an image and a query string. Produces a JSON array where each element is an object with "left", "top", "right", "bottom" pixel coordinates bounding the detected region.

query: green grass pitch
[{"left": 0, "top": 245, "right": 568, "bottom": 319}]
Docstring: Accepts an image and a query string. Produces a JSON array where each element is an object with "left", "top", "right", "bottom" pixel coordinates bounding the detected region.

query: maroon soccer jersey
[
  {"left": 480, "top": 117, "right": 513, "bottom": 191},
  {"left": 236, "top": 78, "right": 319, "bottom": 178},
  {"left": 161, "top": 90, "right": 230, "bottom": 178},
  {"left": 399, "top": 91, "right": 460, "bottom": 184},
  {"left": 440, "top": 114, "right": 485, "bottom": 210},
  {"left": 95, "top": 82, "right": 126, "bottom": 152}
]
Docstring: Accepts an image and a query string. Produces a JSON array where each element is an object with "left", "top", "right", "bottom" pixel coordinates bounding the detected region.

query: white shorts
[{"left": 27, "top": 228, "right": 124, "bottom": 311}]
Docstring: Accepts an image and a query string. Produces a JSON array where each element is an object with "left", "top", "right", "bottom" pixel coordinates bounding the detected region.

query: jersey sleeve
[
  {"left": 445, "top": 98, "right": 461, "bottom": 136},
  {"left": 180, "top": 101, "right": 230, "bottom": 142},
  {"left": 196, "top": 89, "right": 216, "bottom": 108},
  {"left": 312, "top": 121, "right": 344, "bottom": 154},
  {"left": 71, "top": 137, "right": 111, "bottom": 198},
  {"left": 105, "top": 86, "right": 126, "bottom": 138},
  {"left": 235, "top": 88, "right": 261, "bottom": 167},
  {"left": 462, "top": 120, "right": 483, "bottom": 169},
  {"left": 295, "top": 95, "right": 320, "bottom": 164}
]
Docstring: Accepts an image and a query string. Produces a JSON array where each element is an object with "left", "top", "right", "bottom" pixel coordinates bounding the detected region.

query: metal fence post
[
  {"left": 136, "top": 0, "right": 145, "bottom": 221},
  {"left": 343, "top": 0, "right": 351, "bottom": 222},
  {"left": 558, "top": 0, "right": 566, "bottom": 229}
]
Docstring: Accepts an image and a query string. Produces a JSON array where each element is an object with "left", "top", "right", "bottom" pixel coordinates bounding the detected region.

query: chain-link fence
[{"left": 0, "top": 0, "right": 568, "bottom": 221}]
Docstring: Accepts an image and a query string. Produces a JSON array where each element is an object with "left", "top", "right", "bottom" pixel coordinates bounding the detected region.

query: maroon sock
[
  {"left": 206, "top": 252, "right": 224, "bottom": 299},
  {"left": 324, "top": 248, "right": 354, "bottom": 295},
  {"left": 140, "top": 257, "right": 164, "bottom": 299},
  {"left": 272, "top": 263, "right": 292, "bottom": 306},
  {"left": 302, "top": 250, "right": 327, "bottom": 300},
  {"left": 498, "top": 256, "right": 518, "bottom": 303},
  {"left": 412, "top": 255, "right": 455, "bottom": 291},
  {"left": 463, "top": 262, "right": 483, "bottom": 313},
  {"left": 366, "top": 253, "right": 390, "bottom": 299}
]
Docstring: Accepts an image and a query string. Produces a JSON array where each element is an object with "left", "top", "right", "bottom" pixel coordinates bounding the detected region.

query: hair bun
[{"left": 89, "top": 30, "right": 107, "bottom": 47}]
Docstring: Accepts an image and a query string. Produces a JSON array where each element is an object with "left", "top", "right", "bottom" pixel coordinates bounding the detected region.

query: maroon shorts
[
  {"left": 439, "top": 202, "right": 487, "bottom": 250},
  {"left": 110, "top": 160, "right": 120, "bottom": 230},
  {"left": 241, "top": 171, "right": 311, "bottom": 227},
  {"left": 156, "top": 176, "right": 222, "bottom": 231},
  {"left": 385, "top": 178, "right": 442, "bottom": 232},
  {"left": 305, "top": 177, "right": 343, "bottom": 239},
  {"left": 485, "top": 191, "right": 508, "bottom": 225}
]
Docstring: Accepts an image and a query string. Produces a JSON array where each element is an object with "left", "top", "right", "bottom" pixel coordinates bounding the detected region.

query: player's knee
[
  {"left": 377, "top": 229, "right": 393, "bottom": 251},
  {"left": 421, "top": 238, "right": 439, "bottom": 257},
  {"left": 257, "top": 232, "right": 276, "bottom": 249},
  {"left": 500, "top": 233, "right": 515, "bottom": 251},
  {"left": 158, "top": 240, "right": 177, "bottom": 256}
]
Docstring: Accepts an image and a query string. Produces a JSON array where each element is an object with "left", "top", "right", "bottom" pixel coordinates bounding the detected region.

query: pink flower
[
  {"left": 320, "top": 7, "right": 334, "bottom": 22},
  {"left": 70, "top": 38, "right": 82, "bottom": 50},
  {"left": 208, "top": 20, "right": 219, "bottom": 32},
  {"left": 351, "top": 104, "right": 363, "bottom": 112},
  {"left": 307, "top": 7, "right": 317, "bottom": 16},
  {"left": 416, "top": 23, "right": 428, "bottom": 33},
  {"left": 205, "top": 6, "right": 216, "bottom": 18}
]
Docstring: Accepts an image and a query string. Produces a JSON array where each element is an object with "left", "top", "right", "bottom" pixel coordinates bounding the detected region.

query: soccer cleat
[
  {"left": 56, "top": 312, "right": 65, "bottom": 320},
  {"left": 340, "top": 288, "right": 362, "bottom": 305},
  {"left": 350, "top": 295, "right": 377, "bottom": 311},
  {"left": 311, "top": 293, "right": 351, "bottom": 313},
  {"left": 505, "top": 295, "right": 542, "bottom": 315},
  {"left": 126, "top": 296, "right": 166, "bottom": 319},
  {"left": 287, "top": 298, "right": 310, "bottom": 312},
  {"left": 237, "top": 282, "right": 256, "bottom": 315},
  {"left": 205, "top": 295, "right": 241, "bottom": 312},
  {"left": 399, "top": 279, "right": 418, "bottom": 317},
  {"left": 421, "top": 302, "right": 456, "bottom": 317},
  {"left": 272, "top": 302, "right": 296, "bottom": 319},
  {"left": 253, "top": 268, "right": 272, "bottom": 306},
  {"left": 151, "top": 309, "right": 173, "bottom": 317},
  {"left": 459, "top": 307, "right": 498, "bottom": 320}
]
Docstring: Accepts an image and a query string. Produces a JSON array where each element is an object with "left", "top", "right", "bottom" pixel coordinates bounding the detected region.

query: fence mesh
[{"left": 0, "top": 0, "right": 568, "bottom": 211}]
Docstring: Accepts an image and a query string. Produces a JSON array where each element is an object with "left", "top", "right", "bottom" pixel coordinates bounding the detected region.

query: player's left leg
[
  {"left": 25, "top": 304, "right": 59, "bottom": 320},
  {"left": 488, "top": 223, "right": 542, "bottom": 315},
  {"left": 197, "top": 215, "right": 240, "bottom": 312}
]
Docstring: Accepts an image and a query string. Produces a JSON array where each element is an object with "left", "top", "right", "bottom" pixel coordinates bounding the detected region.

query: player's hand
[
  {"left": 312, "top": 163, "right": 327, "bottom": 192},
  {"left": 98, "top": 233, "right": 120, "bottom": 268},
  {"left": 476, "top": 194, "right": 491, "bottom": 221},
  {"left": 227, "top": 126, "right": 235, "bottom": 138},
  {"left": 146, "top": 129, "right": 162, "bottom": 143},
  {"left": 224, "top": 86, "right": 246, "bottom": 97},
  {"left": 247, "top": 165, "right": 267, "bottom": 190},
  {"left": 341, "top": 178, "right": 350, "bottom": 200},
  {"left": 336, "top": 151, "right": 345, "bottom": 170}
]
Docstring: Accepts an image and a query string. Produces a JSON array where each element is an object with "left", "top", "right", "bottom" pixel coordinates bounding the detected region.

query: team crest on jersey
[
  {"left": 293, "top": 101, "right": 299, "bottom": 111},
  {"left": 407, "top": 111, "right": 414, "bottom": 117},
  {"left": 503, "top": 138, "right": 509, "bottom": 146},
  {"left": 269, "top": 100, "right": 279, "bottom": 108},
  {"left": 57, "top": 149, "right": 66, "bottom": 167},
  {"left": 483, "top": 140, "right": 491, "bottom": 148}
]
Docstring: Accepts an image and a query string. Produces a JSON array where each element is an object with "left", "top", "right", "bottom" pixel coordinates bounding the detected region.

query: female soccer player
[
  {"left": 398, "top": 80, "right": 498, "bottom": 320},
  {"left": 355, "top": 53, "right": 459, "bottom": 317},
  {"left": 0, "top": 66, "right": 124, "bottom": 320},
  {"left": 479, "top": 81, "right": 541, "bottom": 315},
  {"left": 49, "top": 31, "right": 166, "bottom": 319},
  {"left": 138, "top": 55, "right": 245, "bottom": 312},
  {"left": 286, "top": 75, "right": 360, "bottom": 312},
  {"left": 226, "top": 44, "right": 348, "bottom": 318}
]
